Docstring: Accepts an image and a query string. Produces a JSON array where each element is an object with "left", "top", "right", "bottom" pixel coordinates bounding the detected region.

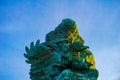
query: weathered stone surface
[{"left": 24, "top": 18, "right": 99, "bottom": 80}]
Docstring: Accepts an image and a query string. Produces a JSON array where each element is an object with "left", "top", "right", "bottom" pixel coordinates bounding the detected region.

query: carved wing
[{"left": 24, "top": 40, "right": 59, "bottom": 80}]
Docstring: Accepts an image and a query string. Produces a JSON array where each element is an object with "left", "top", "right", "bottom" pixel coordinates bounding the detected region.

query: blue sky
[{"left": 0, "top": 0, "right": 120, "bottom": 80}]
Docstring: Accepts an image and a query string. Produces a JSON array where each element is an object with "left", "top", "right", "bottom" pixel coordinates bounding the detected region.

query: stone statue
[{"left": 24, "top": 18, "right": 99, "bottom": 80}]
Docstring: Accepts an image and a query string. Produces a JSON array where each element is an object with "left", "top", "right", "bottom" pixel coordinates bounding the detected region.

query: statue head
[
  {"left": 55, "top": 18, "right": 77, "bottom": 33},
  {"left": 46, "top": 18, "right": 81, "bottom": 42}
]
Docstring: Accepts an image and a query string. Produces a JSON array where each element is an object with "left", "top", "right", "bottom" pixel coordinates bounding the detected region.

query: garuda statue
[{"left": 24, "top": 18, "right": 99, "bottom": 80}]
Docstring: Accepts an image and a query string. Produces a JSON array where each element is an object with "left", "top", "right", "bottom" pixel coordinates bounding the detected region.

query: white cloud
[{"left": 94, "top": 44, "right": 120, "bottom": 80}]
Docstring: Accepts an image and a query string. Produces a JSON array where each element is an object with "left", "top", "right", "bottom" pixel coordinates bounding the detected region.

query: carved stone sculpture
[{"left": 24, "top": 18, "right": 99, "bottom": 80}]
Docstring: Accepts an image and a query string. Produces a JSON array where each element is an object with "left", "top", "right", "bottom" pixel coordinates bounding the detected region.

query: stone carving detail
[{"left": 24, "top": 18, "right": 99, "bottom": 80}]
